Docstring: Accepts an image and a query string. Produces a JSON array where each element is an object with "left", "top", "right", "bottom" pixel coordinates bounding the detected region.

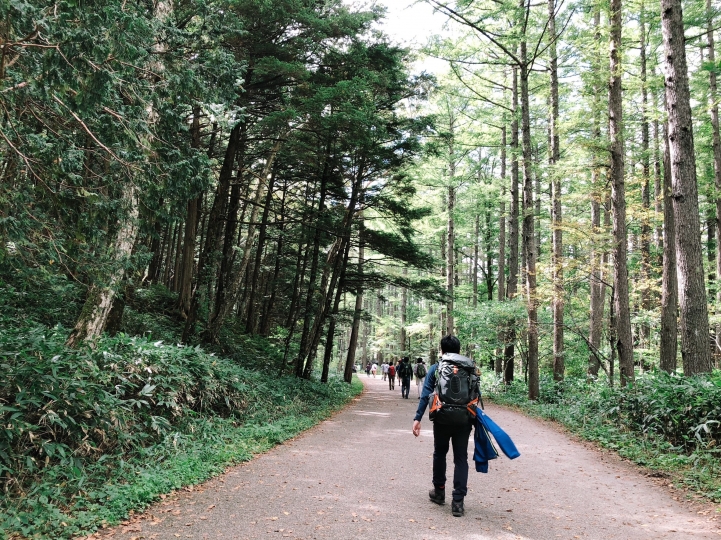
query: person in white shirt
[
  {"left": 381, "top": 361, "right": 389, "bottom": 381},
  {"left": 371, "top": 362, "right": 378, "bottom": 377}
]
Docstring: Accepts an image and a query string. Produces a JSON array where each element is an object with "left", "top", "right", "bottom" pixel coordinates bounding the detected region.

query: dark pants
[
  {"left": 401, "top": 376, "right": 411, "bottom": 398},
  {"left": 389, "top": 376, "right": 395, "bottom": 390},
  {"left": 432, "top": 422, "right": 472, "bottom": 502}
]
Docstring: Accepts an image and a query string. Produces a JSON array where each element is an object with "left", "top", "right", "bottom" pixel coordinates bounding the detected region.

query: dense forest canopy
[
  {"left": 2, "top": 0, "right": 721, "bottom": 386},
  {"left": 3, "top": 0, "right": 721, "bottom": 535}
]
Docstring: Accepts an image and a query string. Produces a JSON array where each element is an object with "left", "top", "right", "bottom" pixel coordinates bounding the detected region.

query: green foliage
[
  {"left": 484, "top": 371, "right": 721, "bottom": 502},
  {"left": 0, "top": 319, "right": 361, "bottom": 539}
]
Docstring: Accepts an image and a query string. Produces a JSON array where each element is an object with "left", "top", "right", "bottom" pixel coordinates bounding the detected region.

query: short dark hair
[
  {"left": 416, "top": 357, "right": 423, "bottom": 363},
  {"left": 440, "top": 334, "right": 461, "bottom": 354}
]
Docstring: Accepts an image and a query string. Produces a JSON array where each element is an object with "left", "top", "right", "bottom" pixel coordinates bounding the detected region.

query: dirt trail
[{"left": 98, "top": 376, "right": 720, "bottom": 540}]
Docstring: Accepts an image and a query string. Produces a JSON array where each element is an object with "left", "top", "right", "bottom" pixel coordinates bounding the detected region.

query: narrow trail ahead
[{"left": 100, "top": 376, "right": 719, "bottom": 540}]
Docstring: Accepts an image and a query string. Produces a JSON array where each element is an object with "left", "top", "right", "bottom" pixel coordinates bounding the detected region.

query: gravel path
[{"left": 97, "top": 375, "right": 720, "bottom": 540}]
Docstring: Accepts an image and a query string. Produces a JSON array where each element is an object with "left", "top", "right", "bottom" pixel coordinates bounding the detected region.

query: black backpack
[
  {"left": 399, "top": 361, "right": 413, "bottom": 378},
  {"left": 429, "top": 353, "right": 480, "bottom": 426}
]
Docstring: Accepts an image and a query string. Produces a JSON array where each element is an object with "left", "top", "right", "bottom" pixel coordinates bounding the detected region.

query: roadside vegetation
[
  {"left": 0, "top": 284, "right": 362, "bottom": 540},
  {"left": 484, "top": 371, "right": 721, "bottom": 503}
]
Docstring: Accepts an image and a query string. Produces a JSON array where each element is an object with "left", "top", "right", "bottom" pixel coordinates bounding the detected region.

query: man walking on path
[
  {"left": 365, "top": 362, "right": 371, "bottom": 377},
  {"left": 381, "top": 361, "right": 389, "bottom": 381},
  {"left": 398, "top": 356, "right": 412, "bottom": 399},
  {"left": 371, "top": 362, "right": 378, "bottom": 378},
  {"left": 412, "top": 335, "right": 479, "bottom": 518},
  {"left": 414, "top": 357, "right": 426, "bottom": 398},
  {"left": 388, "top": 361, "right": 396, "bottom": 390}
]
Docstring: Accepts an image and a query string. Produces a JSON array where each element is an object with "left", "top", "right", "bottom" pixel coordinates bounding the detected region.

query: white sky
[{"left": 352, "top": 0, "right": 451, "bottom": 74}]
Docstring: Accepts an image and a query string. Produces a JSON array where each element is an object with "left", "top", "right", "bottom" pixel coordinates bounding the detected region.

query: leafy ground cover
[
  {"left": 482, "top": 371, "right": 721, "bottom": 503},
  {"left": 0, "top": 320, "right": 362, "bottom": 540}
]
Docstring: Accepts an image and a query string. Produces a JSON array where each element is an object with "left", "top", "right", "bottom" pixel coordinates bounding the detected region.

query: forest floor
[{"left": 88, "top": 376, "right": 721, "bottom": 540}]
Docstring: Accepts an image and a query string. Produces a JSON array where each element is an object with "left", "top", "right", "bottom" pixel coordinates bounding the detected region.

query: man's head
[
  {"left": 416, "top": 357, "right": 423, "bottom": 364},
  {"left": 440, "top": 334, "right": 461, "bottom": 354}
]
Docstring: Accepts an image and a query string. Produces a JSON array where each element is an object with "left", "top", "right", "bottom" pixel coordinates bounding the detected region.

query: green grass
[
  {"left": 0, "top": 317, "right": 363, "bottom": 540},
  {"left": 482, "top": 373, "right": 721, "bottom": 504}
]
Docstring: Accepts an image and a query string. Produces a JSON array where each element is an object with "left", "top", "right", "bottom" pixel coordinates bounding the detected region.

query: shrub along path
[{"left": 94, "top": 376, "right": 719, "bottom": 540}]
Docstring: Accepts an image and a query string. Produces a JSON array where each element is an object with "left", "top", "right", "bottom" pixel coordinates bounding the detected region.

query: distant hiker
[
  {"left": 381, "top": 361, "right": 389, "bottom": 381},
  {"left": 398, "top": 357, "right": 413, "bottom": 399},
  {"left": 414, "top": 357, "right": 427, "bottom": 398},
  {"left": 412, "top": 335, "right": 480, "bottom": 518},
  {"left": 371, "top": 362, "right": 378, "bottom": 378},
  {"left": 365, "top": 363, "right": 371, "bottom": 377},
  {"left": 388, "top": 361, "right": 396, "bottom": 390}
]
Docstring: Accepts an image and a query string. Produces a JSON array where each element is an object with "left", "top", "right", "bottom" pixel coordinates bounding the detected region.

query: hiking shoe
[
  {"left": 429, "top": 487, "right": 445, "bottom": 505},
  {"left": 451, "top": 500, "right": 464, "bottom": 517}
]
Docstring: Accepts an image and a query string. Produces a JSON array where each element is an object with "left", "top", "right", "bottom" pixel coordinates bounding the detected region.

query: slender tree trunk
[
  {"left": 498, "top": 125, "right": 507, "bottom": 303},
  {"left": 67, "top": 184, "right": 139, "bottom": 347},
  {"left": 609, "top": 0, "right": 634, "bottom": 385},
  {"left": 504, "top": 67, "right": 520, "bottom": 385},
  {"left": 549, "top": 0, "right": 564, "bottom": 382},
  {"left": 589, "top": 4, "right": 605, "bottom": 378},
  {"left": 520, "top": 42, "right": 539, "bottom": 400},
  {"left": 662, "top": 0, "right": 712, "bottom": 375},
  {"left": 182, "top": 123, "right": 242, "bottom": 342},
  {"left": 260, "top": 181, "right": 288, "bottom": 336},
  {"left": 344, "top": 216, "right": 365, "bottom": 383},
  {"left": 401, "top": 267, "right": 408, "bottom": 353},
  {"left": 207, "top": 137, "right": 285, "bottom": 342},
  {"left": 245, "top": 172, "right": 276, "bottom": 334},
  {"left": 447, "top": 114, "right": 456, "bottom": 335},
  {"left": 473, "top": 214, "right": 479, "bottom": 308},
  {"left": 707, "top": 0, "right": 721, "bottom": 359},
  {"left": 660, "top": 119, "right": 679, "bottom": 372},
  {"left": 639, "top": 1, "right": 652, "bottom": 351}
]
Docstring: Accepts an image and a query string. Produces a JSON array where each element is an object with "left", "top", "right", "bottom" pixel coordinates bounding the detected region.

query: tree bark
[
  {"left": 504, "top": 67, "right": 520, "bottom": 385},
  {"left": 588, "top": 3, "right": 605, "bottom": 378},
  {"left": 661, "top": 0, "right": 713, "bottom": 375},
  {"left": 447, "top": 112, "right": 456, "bottom": 335},
  {"left": 639, "top": 1, "right": 652, "bottom": 351},
  {"left": 344, "top": 216, "right": 365, "bottom": 383},
  {"left": 206, "top": 136, "right": 285, "bottom": 342},
  {"left": 520, "top": 39, "right": 539, "bottom": 400},
  {"left": 609, "top": 0, "right": 634, "bottom": 385},
  {"left": 67, "top": 184, "right": 139, "bottom": 347},
  {"left": 660, "top": 119, "right": 679, "bottom": 372},
  {"left": 707, "top": 0, "right": 721, "bottom": 358},
  {"left": 549, "top": 0, "right": 564, "bottom": 382}
]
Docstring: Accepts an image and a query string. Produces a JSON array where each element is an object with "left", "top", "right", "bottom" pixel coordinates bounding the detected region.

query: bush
[
  {"left": 483, "top": 369, "right": 721, "bottom": 501},
  {"left": 0, "top": 320, "right": 361, "bottom": 539}
]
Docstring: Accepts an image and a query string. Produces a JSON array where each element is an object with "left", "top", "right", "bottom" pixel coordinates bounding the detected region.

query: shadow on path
[{"left": 95, "top": 375, "right": 720, "bottom": 540}]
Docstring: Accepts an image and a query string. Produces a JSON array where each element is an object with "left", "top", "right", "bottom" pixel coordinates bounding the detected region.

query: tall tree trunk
[
  {"left": 639, "top": 1, "right": 652, "bottom": 351},
  {"left": 178, "top": 195, "right": 200, "bottom": 317},
  {"left": 520, "top": 42, "right": 539, "bottom": 400},
  {"left": 473, "top": 214, "right": 480, "bottom": 308},
  {"left": 260, "top": 180, "right": 288, "bottom": 336},
  {"left": 182, "top": 122, "right": 243, "bottom": 342},
  {"left": 504, "top": 67, "right": 520, "bottom": 385},
  {"left": 707, "top": 0, "right": 721, "bottom": 359},
  {"left": 67, "top": 184, "right": 139, "bottom": 347},
  {"left": 296, "top": 154, "right": 332, "bottom": 377},
  {"left": 245, "top": 172, "right": 276, "bottom": 334},
  {"left": 344, "top": 216, "right": 364, "bottom": 383},
  {"left": 447, "top": 114, "right": 456, "bottom": 335},
  {"left": 660, "top": 119, "right": 679, "bottom": 372},
  {"left": 401, "top": 266, "right": 408, "bottom": 352},
  {"left": 609, "top": 0, "right": 634, "bottom": 385},
  {"left": 207, "top": 137, "right": 285, "bottom": 342},
  {"left": 588, "top": 3, "right": 605, "bottom": 378},
  {"left": 662, "top": 0, "right": 712, "bottom": 375},
  {"left": 549, "top": 0, "right": 564, "bottom": 382},
  {"left": 498, "top": 125, "right": 507, "bottom": 303}
]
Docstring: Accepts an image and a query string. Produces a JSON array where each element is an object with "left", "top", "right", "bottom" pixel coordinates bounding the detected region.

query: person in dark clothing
[
  {"left": 398, "top": 357, "right": 412, "bottom": 399},
  {"left": 412, "top": 335, "right": 478, "bottom": 518}
]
